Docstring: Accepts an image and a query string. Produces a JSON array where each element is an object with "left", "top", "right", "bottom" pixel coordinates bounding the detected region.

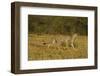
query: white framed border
[{"left": 20, "top": 6, "right": 95, "bottom": 70}]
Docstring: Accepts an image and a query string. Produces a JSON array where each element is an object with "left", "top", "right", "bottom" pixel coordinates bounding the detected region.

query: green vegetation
[{"left": 28, "top": 15, "right": 88, "bottom": 35}]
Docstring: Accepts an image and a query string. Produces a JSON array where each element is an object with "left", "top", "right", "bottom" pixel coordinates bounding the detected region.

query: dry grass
[{"left": 28, "top": 34, "right": 88, "bottom": 60}]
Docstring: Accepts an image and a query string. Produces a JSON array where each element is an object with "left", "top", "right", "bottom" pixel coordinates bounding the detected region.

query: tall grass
[{"left": 28, "top": 34, "right": 88, "bottom": 60}]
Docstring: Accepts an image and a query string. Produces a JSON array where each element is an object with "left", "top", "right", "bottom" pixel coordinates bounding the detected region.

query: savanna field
[{"left": 28, "top": 34, "right": 88, "bottom": 60}]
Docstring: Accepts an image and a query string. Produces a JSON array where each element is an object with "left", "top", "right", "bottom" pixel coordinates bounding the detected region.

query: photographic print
[
  {"left": 11, "top": 2, "right": 97, "bottom": 74},
  {"left": 28, "top": 15, "right": 88, "bottom": 60}
]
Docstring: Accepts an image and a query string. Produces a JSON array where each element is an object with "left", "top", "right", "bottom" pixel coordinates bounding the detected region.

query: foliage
[{"left": 28, "top": 15, "right": 88, "bottom": 35}]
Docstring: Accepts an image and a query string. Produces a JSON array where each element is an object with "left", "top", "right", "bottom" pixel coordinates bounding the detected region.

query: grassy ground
[{"left": 28, "top": 34, "right": 88, "bottom": 60}]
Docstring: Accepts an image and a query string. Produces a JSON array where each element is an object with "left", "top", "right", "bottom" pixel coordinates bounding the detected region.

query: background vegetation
[{"left": 28, "top": 15, "right": 88, "bottom": 35}]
